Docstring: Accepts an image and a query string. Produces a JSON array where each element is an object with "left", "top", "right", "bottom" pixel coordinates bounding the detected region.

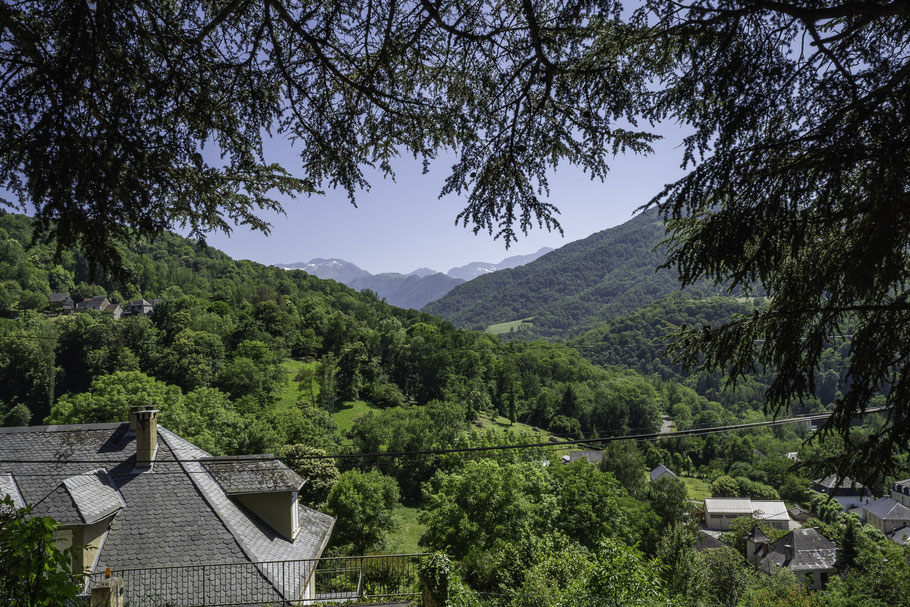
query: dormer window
[
  {"left": 38, "top": 470, "right": 124, "bottom": 577},
  {"left": 202, "top": 455, "right": 306, "bottom": 540}
]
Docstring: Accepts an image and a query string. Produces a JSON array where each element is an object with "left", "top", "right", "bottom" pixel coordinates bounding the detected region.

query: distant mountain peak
[
  {"left": 278, "top": 258, "right": 371, "bottom": 283},
  {"left": 275, "top": 246, "right": 553, "bottom": 310},
  {"left": 446, "top": 246, "right": 554, "bottom": 281},
  {"left": 408, "top": 267, "right": 439, "bottom": 278}
]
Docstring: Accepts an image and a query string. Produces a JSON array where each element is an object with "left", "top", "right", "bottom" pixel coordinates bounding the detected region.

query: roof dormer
[
  {"left": 45, "top": 469, "right": 124, "bottom": 578},
  {"left": 202, "top": 455, "right": 306, "bottom": 540}
]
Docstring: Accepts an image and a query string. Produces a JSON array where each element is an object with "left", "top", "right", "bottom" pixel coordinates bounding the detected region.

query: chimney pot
[
  {"left": 134, "top": 409, "right": 159, "bottom": 469},
  {"left": 128, "top": 405, "right": 146, "bottom": 432}
]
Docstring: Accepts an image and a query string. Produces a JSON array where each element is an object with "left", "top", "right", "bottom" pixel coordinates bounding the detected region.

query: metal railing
[{"left": 82, "top": 553, "right": 428, "bottom": 606}]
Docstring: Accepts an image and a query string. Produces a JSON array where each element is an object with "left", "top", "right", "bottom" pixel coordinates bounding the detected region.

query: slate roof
[
  {"left": 63, "top": 470, "right": 124, "bottom": 524},
  {"left": 49, "top": 292, "right": 73, "bottom": 303},
  {"left": 0, "top": 472, "right": 24, "bottom": 508},
  {"left": 756, "top": 528, "right": 838, "bottom": 573},
  {"left": 202, "top": 454, "right": 305, "bottom": 494},
  {"left": 0, "top": 423, "right": 334, "bottom": 605},
  {"left": 889, "top": 526, "right": 909, "bottom": 545},
  {"left": 863, "top": 497, "right": 910, "bottom": 521},
  {"left": 566, "top": 450, "right": 603, "bottom": 465},
  {"left": 695, "top": 533, "right": 727, "bottom": 552},
  {"left": 75, "top": 296, "right": 110, "bottom": 309},
  {"left": 813, "top": 474, "right": 865, "bottom": 492},
  {"left": 747, "top": 526, "right": 771, "bottom": 544},
  {"left": 650, "top": 464, "right": 677, "bottom": 482}
]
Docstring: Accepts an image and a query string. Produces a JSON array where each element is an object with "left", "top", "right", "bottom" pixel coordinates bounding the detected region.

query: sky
[{"left": 203, "top": 119, "right": 692, "bottom": 276}]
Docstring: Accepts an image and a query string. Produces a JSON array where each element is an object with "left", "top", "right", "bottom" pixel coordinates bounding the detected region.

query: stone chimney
[{"left": 134, "top": 410, "right": 158, "bottom": 469}]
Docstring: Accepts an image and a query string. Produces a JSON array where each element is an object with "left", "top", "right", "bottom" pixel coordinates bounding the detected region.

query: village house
[
  {"left": 649, "top": 464, "right": 677, "bottom": 482},
  {"left": 124, "top": 298, "right": 155, "bottom": 316},
  {"left": 48, "top": 292, "right": 75, "bottom": 314},
  {"left": 862, "top": 496, "right": 910, "bottom": 537},
  {"left": 891, "top": 479, "right": 910, "bottom": 508},
  {"left": 811, "top": 474, "right": 875, "bottom": 511},
  {"left": 746, "top": 526, "right": 838, "bottom": 590},
  {"left": 74, "top": 295, "right": 123, "bottom": 319},
  {"left": 703, "top": 497, "right": 792, "bottom": 531},
  {"left": 0, "top": 410, "right": 335, "bottom": 605}
]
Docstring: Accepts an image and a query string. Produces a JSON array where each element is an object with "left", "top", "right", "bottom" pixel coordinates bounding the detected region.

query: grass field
[
  {"left": 274, "top": 359, "right": 318, "bottom": 410},
  {"left": 332, "top": 400, "right": 377, "bottom": 436},
  {"left": 385, "top": 505, "right": 427, "bottom": 554},
  {"left": 474, "top": 412, "right": 552, "bottom": 438},
  {"left": 485, "top": 317, "right": 534, "bottom": 335},
  {"left": 680, "top": 476, "right": 712, "bottom": 501}
]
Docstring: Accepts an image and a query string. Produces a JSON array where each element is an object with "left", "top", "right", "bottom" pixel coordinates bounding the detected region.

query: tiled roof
[
  {"left": 0, "top": 422, "right": 334, "bottom": 605},
  {"left": 0, "top": 473, "right": 24, "bottom": 508},
  {"left": 650, "top": 464, "right": 677, "bottom": 482},
  {"left": 63, "top": 470, "right": 124, "bottom": 524},
  {"left": 813, "top": 474, "right": 864, "bottom": 491},
  {"left": 202, "top": 454, "right": 305, "bottom": 494},
  {"left": 758, "top": 528, "right": 838, "bottom": 573},
  {"left": 863, "top": 497, "right": 910, "bottom": 521},
  {"left": 889, "top": 526, "right": 909, "bottom": 545},
  {"left": 747, "top": 526, "right": 771, "bottom": 544},
  {"left": 695, "top": 533, "right": 726, "bottom": 552},
  {"left": 566, "top": 450, "right": 603, "bottom": 464},
  {"left": 163, "top": 429, "right": 334, "bottom": 600}
]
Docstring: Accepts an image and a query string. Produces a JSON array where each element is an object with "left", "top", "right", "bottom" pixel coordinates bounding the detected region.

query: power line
[{"left": 0, "top": 407, "right": 884, "bottom": 468}]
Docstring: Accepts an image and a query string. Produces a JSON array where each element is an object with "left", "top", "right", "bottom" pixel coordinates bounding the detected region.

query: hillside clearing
[{"left": 485, "top": 317, "right": 534, "bottom": 335}]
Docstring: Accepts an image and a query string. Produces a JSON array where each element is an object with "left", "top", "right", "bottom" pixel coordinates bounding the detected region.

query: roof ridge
[{"left": 0, "top": 422, "right": 125, "bottom": 434}]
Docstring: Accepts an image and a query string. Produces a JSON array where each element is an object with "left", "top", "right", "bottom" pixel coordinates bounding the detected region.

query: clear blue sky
[{"left": 204, "top": 120, "right": 691, "bottom": 275}]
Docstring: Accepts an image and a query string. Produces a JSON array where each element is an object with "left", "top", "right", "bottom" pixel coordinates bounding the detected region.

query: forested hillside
[
  {"left": 0, "top": 210, "right": 671, "bottom": 447},
  {"left": 423, "top": 209, "right": 720, "bottom": 337},
  {"left": 570, "top": 292, "right": 855, "bottom": 418}
]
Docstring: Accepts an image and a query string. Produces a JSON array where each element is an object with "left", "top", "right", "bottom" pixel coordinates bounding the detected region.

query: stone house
[
  {"left": 890, "top": 478, "right": 910, "bottom": 508},
  {"left": 48, "top": 292, "right": 75, "bottom": 314},
  {"left": 0, "top": 411, "right": 335, "bottom": 605},
  {"left": 124, "top": 299, "right": 155, "bottom": 316},
  {"left": 746, "top": 527, "right": 838, "bottom": 590},
  {"left": 74, "top": 296, "right": 123, "bottom": 319},
  {"left": 862, "top": 497, "right": 910, "bottom": 536}
]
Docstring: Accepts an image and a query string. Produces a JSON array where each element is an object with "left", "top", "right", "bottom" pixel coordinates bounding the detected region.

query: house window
[
  {"left": 821, "top": 572, "right": 829, "bottom": 587},
  {"left": 805, "top": 572, "right": 814, "bottom": 588}
]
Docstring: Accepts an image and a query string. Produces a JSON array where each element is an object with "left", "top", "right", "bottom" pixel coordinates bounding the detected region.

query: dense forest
[
  {"left": 569, "top": 292, "right": 857, "bottom": 417},
  {"left": 1, "top": 210, "right": 908, "bottom": 606}
]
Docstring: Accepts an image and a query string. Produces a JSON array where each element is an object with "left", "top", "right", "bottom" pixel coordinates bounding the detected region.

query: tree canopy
[{"left": 2, "top": 1, "right": 908, "bottom": 478}]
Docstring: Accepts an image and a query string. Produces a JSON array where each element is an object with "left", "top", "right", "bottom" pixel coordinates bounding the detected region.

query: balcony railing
[{"left": 80, "top": 553, "right": 429, "bottom": 607}]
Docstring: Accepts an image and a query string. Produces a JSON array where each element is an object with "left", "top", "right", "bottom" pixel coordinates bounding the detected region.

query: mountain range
[
  {"left": 277, "top": 247, "right": 552, "bottom": 310},
  {"left": 422, "top": 209, "right": 722, "bottom": 337}
]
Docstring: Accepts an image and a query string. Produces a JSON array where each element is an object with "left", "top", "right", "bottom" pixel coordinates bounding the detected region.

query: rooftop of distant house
[
  {"left": 754, "top": 527, "right": 838, "bottom": 573},
  {"left": 863, "top": 497, "right": 910, "bottom": 521},
  {"left": 813, "top": 474, "right": 865, "bottom": 491},
  {"left": 704, "top": 497, "right": 790, "bottom": 521},
  {"left": 649, "top": 464, "right": 677, "bottom": 482}
]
